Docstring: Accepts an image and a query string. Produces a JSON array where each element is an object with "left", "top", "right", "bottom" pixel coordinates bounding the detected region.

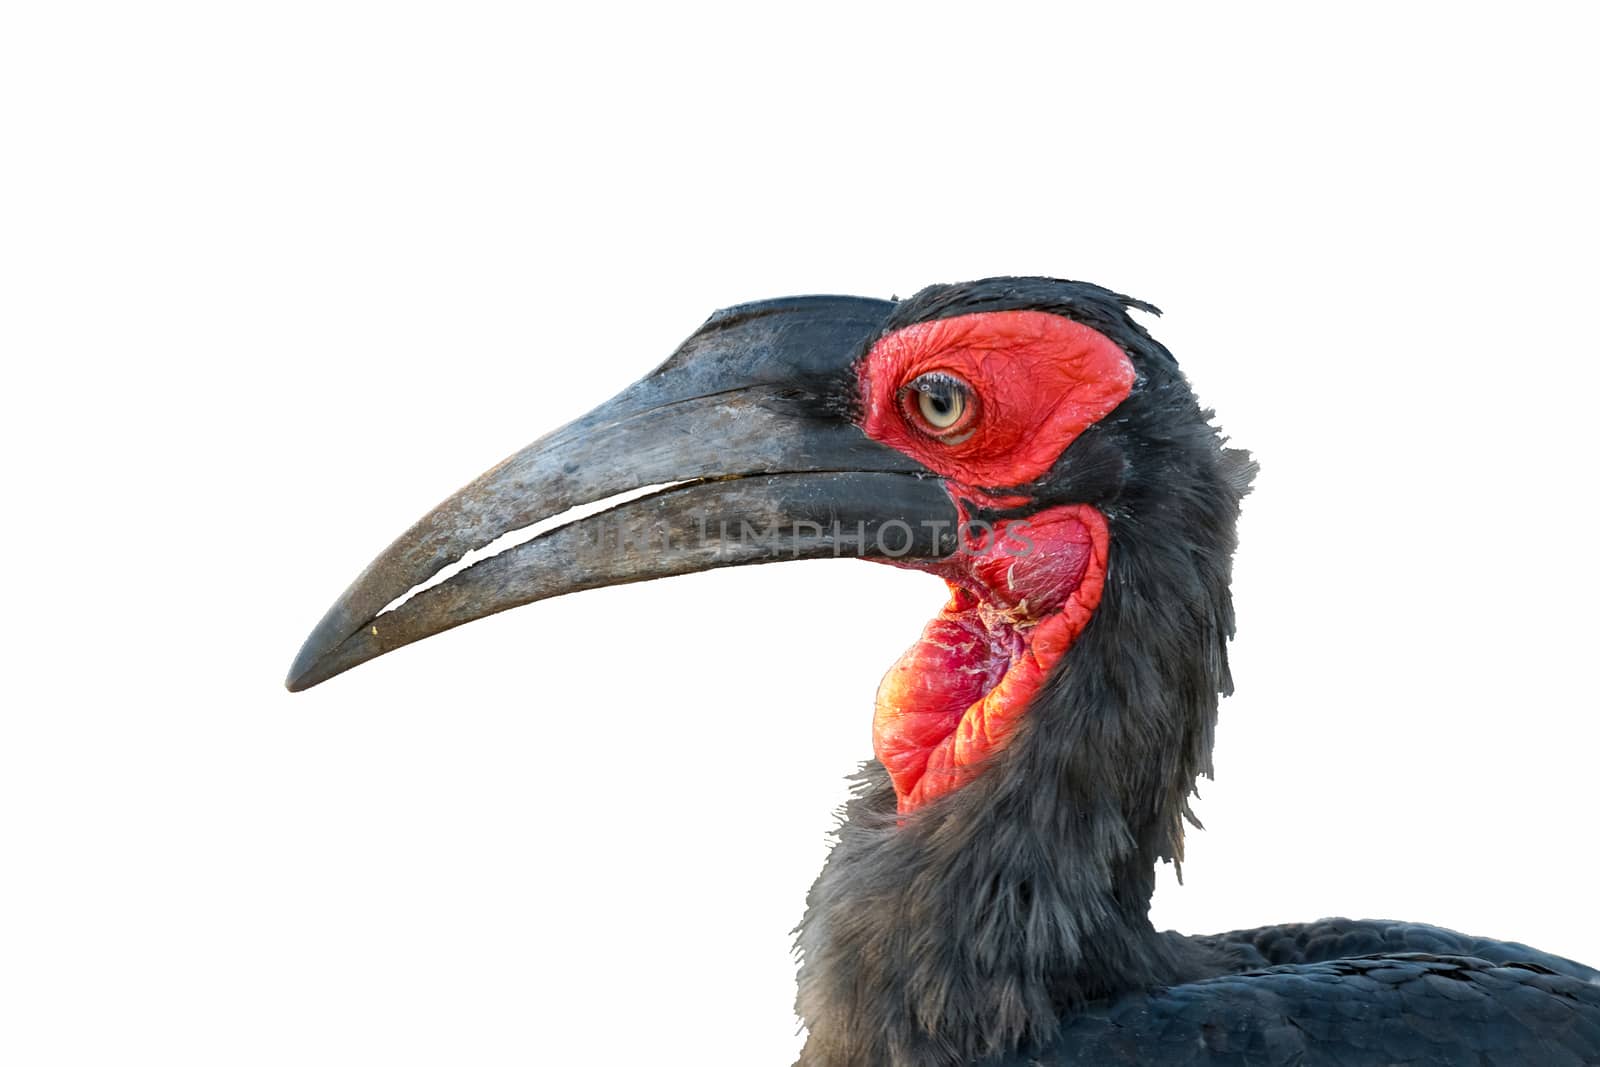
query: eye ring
[{"left": 900, "top": 371, "right": 977, "bottom": 443}]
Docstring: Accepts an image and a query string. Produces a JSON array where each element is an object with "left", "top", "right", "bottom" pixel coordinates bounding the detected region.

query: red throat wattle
[
  {"left": 855, "top": 310, "right": 1133, "bottom": 814},
  {"left": 872, "top": 506, "right": 1109, "bottom": 812}
]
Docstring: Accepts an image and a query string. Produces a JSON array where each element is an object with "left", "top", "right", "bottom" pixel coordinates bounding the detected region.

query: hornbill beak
[{"left": 286, "top": 295, "right": 960, "bottom": 692}]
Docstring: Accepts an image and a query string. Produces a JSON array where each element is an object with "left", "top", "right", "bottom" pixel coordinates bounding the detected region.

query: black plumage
[
  {"left": 792, "top": 279, "right": 1600, "bottom": 1066},
  {"left": 997, "top": 949, "right": 1600, "bottom": 1066}
]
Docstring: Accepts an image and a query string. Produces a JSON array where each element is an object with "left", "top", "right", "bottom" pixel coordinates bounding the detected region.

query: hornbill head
[{"left": 288, "top": 277, "right": 1250, "bottom": 827}]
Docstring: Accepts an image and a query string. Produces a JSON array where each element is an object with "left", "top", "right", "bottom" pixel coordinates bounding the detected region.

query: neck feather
[{"left": 794, "top": 446, "right": 1254, "bottom": 1067}]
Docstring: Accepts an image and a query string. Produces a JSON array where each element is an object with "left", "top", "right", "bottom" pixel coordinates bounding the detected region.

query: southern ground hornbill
[{"left": 288, "top": 278, "right": 1600, "bottom": 1065}]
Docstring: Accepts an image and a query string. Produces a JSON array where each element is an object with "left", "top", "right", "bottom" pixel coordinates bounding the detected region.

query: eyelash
[{"left": 899, "top": 372, "right": 977, "bottom": 443}]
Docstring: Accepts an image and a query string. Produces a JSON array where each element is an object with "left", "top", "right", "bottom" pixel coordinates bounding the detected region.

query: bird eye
[{"left": 902, "top": 372, "right": 976, "bottom": 441}]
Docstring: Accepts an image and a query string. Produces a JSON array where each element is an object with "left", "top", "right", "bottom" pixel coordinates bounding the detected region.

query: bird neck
[
  {"left": 793, "top": 716, "right": 1217, "bottom": 1067},
  {"left": 794, "top": 476, "right": 1249, "bottom": 1066}
]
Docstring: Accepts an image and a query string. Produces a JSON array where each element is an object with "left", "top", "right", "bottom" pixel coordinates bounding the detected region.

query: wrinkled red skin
[
  {"left": 857, "top": 311, "right": 1132, "bottom": 813},
  {"left": 873, "top": 506, "right": 1110, "bottom": 812},
  {"left": 859, "top": 310, "right": 1136, "bottom": 487}
]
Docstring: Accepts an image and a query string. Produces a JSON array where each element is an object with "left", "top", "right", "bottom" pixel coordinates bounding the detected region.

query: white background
[{"left": 4, "top": 3, "right": 1598, "bottom": 1064}]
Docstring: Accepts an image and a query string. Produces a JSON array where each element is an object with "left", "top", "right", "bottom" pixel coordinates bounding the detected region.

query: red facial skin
[
  {"left": 859, "top": 310, "right": 1136, "bottom": 488},
  {"left": 857, "top": 310, "right": 1134, "bottom": 814}
]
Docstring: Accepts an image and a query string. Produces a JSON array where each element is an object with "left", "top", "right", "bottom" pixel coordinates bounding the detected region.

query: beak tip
[
  {"left": 284, "top": 653, "right": 322, "bottom": 693},
  {"left": 285, "top": 650, "right": 347, "bottom": 693},
  {"left": 285, "top": 630, "right": 338, "bottom": 694},
  {"left": 285, "top": 602, "right": 366, "bottom": 694}
]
